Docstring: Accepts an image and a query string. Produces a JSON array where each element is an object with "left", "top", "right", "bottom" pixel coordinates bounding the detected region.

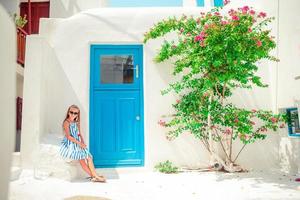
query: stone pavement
[{"left": 9, "top": 168, "right": 300, "bottom": 200}]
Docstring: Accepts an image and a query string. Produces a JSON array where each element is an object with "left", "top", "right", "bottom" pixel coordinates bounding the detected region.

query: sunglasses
[{"left": 69, "top": 111, "right": 79, "bottom": 115}]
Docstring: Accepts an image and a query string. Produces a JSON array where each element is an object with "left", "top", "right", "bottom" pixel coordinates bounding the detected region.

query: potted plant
[{"left": 13, "top": 13, "right": 27, "bottom": 29}]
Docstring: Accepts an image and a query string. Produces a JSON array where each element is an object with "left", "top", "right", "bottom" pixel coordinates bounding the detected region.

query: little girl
[{"left": 59, "top": 105, "right": 106, "bottom": 182}]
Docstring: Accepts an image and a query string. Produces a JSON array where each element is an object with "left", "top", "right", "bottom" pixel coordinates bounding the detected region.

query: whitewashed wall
[
  {"left": 276, "top": 0, "right": 300, "bottom": 174},
  {"left": 277, "top": 0, "right": 300, "bottom": 109},
  {"left": 0, "top": 4, "right": 16, "bottom": 200},
  {"left": 50, "top": 0, "right": 108, "bottom": 18},
  {"left": 21, "top": 0, "right": 300, "bottom": 172},
  {"left": 0, "top": 0, "right": 19, "bottom": 16}
]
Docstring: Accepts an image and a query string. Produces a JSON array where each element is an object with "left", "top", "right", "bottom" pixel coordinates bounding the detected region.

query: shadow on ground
[
  {"left": 213, "top": 169, "right": 299, "bottom": 191},
  {"left": 68, "top": 168, "right": 121, "bottom": 183}
]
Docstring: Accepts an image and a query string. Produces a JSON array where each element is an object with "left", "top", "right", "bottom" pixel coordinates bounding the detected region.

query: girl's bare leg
[
  {"left": 87, "top": 156, "right": 106, "bottom": 181},
  {"left": 79, "top": 159, "right": 92, "bottom": 177}
]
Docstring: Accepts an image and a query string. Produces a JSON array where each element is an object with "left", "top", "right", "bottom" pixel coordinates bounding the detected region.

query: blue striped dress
[{"left": 59, "top": 122, "right": 92, "bottom": 160}]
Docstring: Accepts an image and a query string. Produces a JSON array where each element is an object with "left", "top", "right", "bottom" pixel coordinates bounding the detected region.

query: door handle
[
  {"left": 128, "top": 65, "right": 139, "bottom": 79},
  {"left": 135, "top": 64, "right": 139, "bottom": 79}
]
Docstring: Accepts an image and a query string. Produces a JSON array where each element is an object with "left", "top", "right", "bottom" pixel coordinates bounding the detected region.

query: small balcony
[{"left": 16, "top": 27, "right": 27, "bottom": 66}]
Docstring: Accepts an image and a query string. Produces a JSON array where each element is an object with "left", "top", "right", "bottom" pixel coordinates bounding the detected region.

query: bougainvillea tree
[{"left": 144, "top": 1, "right": 286, "bottom": 172}]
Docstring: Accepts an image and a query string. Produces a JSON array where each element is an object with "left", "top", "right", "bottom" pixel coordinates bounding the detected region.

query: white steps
[{"left": 10, "top": 152, "right": 22, "bottom": 181}]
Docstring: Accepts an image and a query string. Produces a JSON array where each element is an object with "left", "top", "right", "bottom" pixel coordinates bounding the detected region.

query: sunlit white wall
[
  {"left": 21, "top": 0, "right": 300, "bottom": 173},
  {"left": 0, "top": 3, "right": 16, "bottom": 200}
]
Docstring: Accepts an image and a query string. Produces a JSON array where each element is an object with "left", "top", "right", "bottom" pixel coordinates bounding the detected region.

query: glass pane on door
[{"left": 100, "top": 55, "right": 134, "bottom": 84}]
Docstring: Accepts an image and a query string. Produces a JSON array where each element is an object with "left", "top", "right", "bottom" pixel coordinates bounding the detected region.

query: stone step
[
  {"left": 10, "top": 166, "right": 22, "bottom": 181},
  {"left": 12, "top": 152, "right": 21, "bottom": 167}
]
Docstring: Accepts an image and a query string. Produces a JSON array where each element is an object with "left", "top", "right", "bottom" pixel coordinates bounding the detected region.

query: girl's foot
[
  {"left": 86, "top": 176, "right": 102, "bottom": 180},
  {"left": 90, "top": 176, "right": 106, "bottom": 183}
]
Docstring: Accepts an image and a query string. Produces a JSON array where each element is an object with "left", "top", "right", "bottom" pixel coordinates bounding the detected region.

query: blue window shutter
[
  {"left": 196, "top": 0, "right": 205, "bottom": 7},
  {"left": 214, "top": 0, "right": 224, "bottom": 7}
]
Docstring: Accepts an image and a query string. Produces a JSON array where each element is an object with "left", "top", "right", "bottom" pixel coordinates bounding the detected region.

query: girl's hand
[{"left": 79, "top": 143, "right": 87, "bottom": 148}]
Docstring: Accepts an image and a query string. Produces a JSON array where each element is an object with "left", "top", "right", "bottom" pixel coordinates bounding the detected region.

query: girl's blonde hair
[{"left": 62, "top": 104, "right": 81, "bottom": 128}]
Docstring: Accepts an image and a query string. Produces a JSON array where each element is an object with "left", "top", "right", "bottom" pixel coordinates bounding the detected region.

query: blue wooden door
[{"left": 90, "top": 45, "right": 144, "bottom": 167}]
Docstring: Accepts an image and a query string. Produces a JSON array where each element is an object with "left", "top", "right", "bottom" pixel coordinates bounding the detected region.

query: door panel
[{"left": 90, "top": 45, "right": 144, "bottom": 167}]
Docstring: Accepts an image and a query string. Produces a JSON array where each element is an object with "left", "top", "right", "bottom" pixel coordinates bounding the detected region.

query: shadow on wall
[
  {"left": 42, "top": 40, "right": 85, "bottom": 137},
  {"left": 144, "top": 39, "right": 212, "bottom": 167},
  {"left": 233, "top": 133, "right": 281, "bottom": 171},
  {"left": 51, "top": 0, "right": 81, "bottom": 18},
  {"left": 26, "top": 39, "right": 88, "bottom": 180},
  {"left": 38, "top": 40, "right": 120, "bottom": 180},
  {"left": 51, "top": 0, "right": 109, "bottom": 18},
  {"left": 278, "top": 132, "right": 300, "bottom": 174},
  {"left": 82, "top": 12, "right": 142, "bottom": 41}
]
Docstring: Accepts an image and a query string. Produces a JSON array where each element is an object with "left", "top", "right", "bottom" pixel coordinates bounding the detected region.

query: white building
[{"left": 2, "top": 0, "right": 300, "bottom": 180}]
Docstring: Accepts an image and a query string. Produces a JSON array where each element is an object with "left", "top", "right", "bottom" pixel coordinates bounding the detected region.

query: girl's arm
[
  {"left": 79, "top": 134, "right": 85, "bottom": 144},
  {"left": 77, "top": 123, "right": 85, "bottom": 144},
  {"left": 63, "top": 121, "right": 84, "bottom": 146}
]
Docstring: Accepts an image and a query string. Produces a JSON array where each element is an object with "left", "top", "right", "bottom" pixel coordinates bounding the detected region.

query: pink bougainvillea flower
[
  {"left": 176, "top": 99, "right": 181, "bottom": 103},
  {"left": 279, "top": 123, "right": 285, "bottom": 128},
  {"left": 224, "top": 0, "right": 230, "bottom": 5},
  {"left": 258, "top": 12, "right": 267, "bottom": 18},
  {"left": 250, "top": 121, "right": 256, "bottom": 125},
  {"left": 224, "top": 128, "right": 232, "bottom": 135},
  {"left": 251, "top": 109, "right": 257, "bottom": 113},
  {"left": 214, "top": 12, "right": 220, "bottom": 16},
  {"left": 194, "top": 31, "right": 206, "bottom": 42},
  {"left": 256, "top": 40, "right": 262, "bottom": 47},
  {"left": 248, "top": 28, "right": 252, "bottom": 33},
  {"left": 196, "top": 18, "right": 201, "bottom": 24},
  {"left": 270, "top": 117, "right": 277, "bottom": 123},
  {"left": 241, "top": 6, "right": 250, "bottom": 14},
  {"left": 199, "top": 31, "right": 206, "bottom": 37},
  {"left": 194, "top": 35, "right": 202, "bottom": 42},
  {"left": 228, "top": 9, "right": 236, "bottom": 16},
  {"left": 234, "top": 118, "right": 239, "bottom": 123},
  {"left": 249, "top": 10, "right": 256, "bottom": 15},
  {"left": 158, "top": 120, "right": 166, "bottom": 127},
  {"left": 204, "top": 24, "right": 209, "bottom": 30},
  {"left": 221, "top": 20, "right": 228, "bottom": 25},
  {"left": 232, "top": 15, "right": 240, "bottom": 21}
]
